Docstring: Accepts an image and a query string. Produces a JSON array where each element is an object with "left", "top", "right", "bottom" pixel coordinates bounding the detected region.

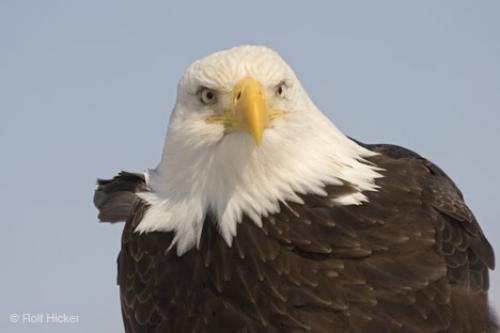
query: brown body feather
[{"left": 95, "top": 144, "right": 497, "bottom": 332}]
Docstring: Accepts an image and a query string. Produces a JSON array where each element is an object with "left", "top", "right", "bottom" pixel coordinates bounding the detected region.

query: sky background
[{"left": 1, "top": 1, "right": 499, "bottom": 332}]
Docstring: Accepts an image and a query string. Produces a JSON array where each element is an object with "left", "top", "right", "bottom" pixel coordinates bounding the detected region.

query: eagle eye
[
  {"left": 199, "top": 87, "right": 217, "bottom": 105},
  {"left": 275, "top": 81, "right": 287, "bottom": 98}
]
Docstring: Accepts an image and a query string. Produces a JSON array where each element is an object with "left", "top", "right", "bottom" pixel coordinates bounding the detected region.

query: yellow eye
[
  {"left": 275, "top": 82, "right": 286, "bottom": 97},
  {"left": 200, "top": 88, "right": 217, "bottom": 105}
]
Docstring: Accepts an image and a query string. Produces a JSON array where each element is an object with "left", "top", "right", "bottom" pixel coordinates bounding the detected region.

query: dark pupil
[
  {"left": 206, "top": 91, "right": 213, "bottom": 100},
  {"left": 278, "top": 85, "right": 283, "bottom": 95}
]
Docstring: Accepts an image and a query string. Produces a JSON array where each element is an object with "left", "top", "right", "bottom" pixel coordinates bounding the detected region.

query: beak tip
[{"left": 252, "top": 132, "right": 263, "bottom": 146}]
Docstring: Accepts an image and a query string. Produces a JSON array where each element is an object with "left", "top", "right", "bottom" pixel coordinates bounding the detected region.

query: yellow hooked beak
[{"left": 231, "top": 78, "right": 269, "bottom": 145}]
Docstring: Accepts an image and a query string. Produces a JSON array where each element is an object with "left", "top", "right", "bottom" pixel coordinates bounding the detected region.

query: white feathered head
[{"left": 136, "top": 46, "right": 380, "bottom": 255}]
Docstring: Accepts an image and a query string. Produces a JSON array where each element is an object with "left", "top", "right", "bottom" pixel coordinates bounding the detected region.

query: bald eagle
[{"left": 94, "top": 46, "right": 496, "bottom": 333}]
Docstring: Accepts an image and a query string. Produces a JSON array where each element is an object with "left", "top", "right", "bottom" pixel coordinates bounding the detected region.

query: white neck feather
[{"left": 135, "top": 101, "right": 382, "bottom": 255}]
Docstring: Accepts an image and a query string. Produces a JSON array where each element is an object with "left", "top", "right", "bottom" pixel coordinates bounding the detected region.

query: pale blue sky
[{"left": 1, "top": 1, "right": 499, "bottom": 332}]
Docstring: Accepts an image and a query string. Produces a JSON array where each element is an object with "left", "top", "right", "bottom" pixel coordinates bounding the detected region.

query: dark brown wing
[
  {"left": 94, "top": 171, "right": 146, "bottom": 223},
  {"left": 366, "top": 143, "right": 497, "bottom": 332},
  {"left": 366, "top": 144, "right": 495, "bottom": 285}
]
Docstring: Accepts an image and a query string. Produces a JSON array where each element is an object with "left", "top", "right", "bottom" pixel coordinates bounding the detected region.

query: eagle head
[{"left": 135, "top": 45, "right": 380, "bottom": 255}]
